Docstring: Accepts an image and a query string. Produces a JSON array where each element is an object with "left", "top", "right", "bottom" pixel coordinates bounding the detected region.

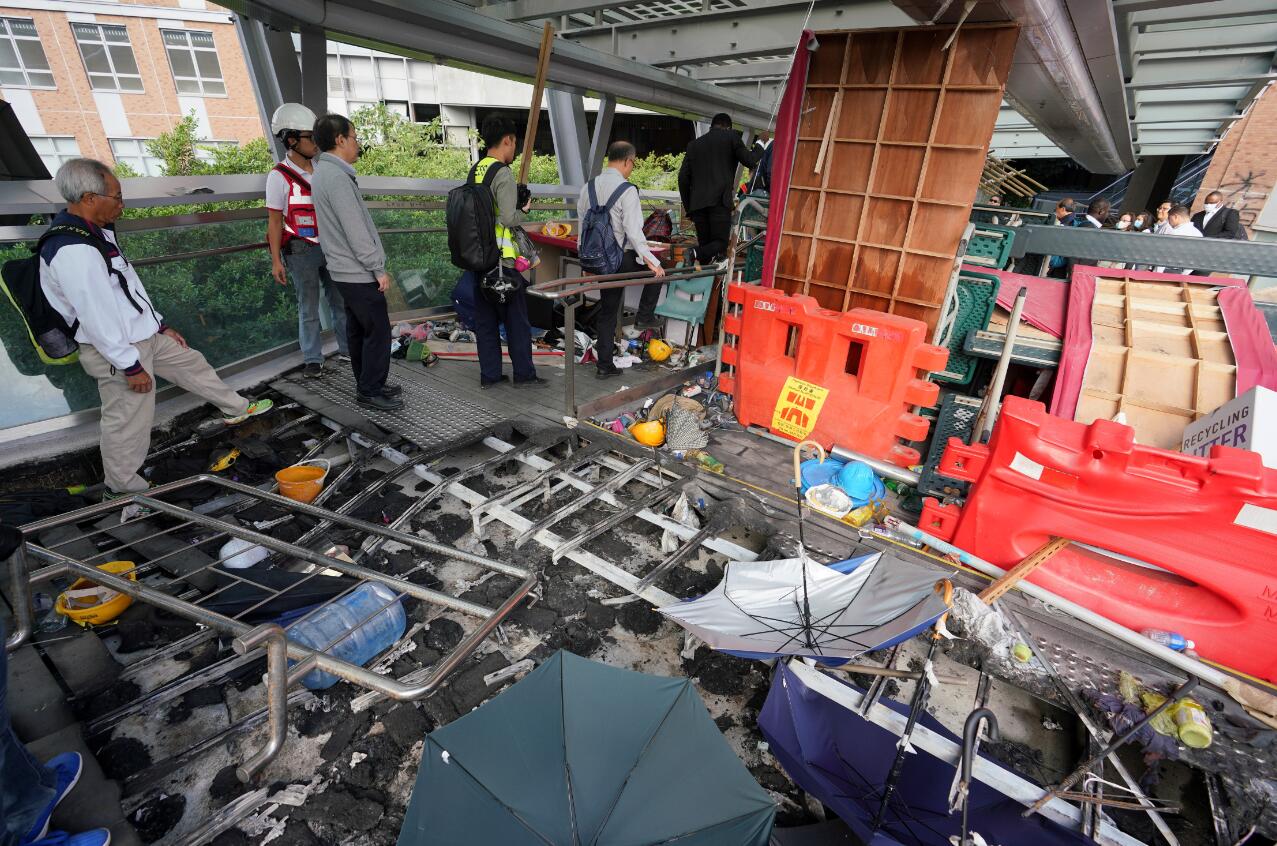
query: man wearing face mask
[
  {"left": 1192, "top": 191, "right": 1246, "bottom": 240},
  {"left": 1189, "top": 190, "right": 1247, "bottom": 275},
  {"left": 310, "top": 113, "right": 402, "bottom": 411},
  {"left": 265, "top": 103, "right": 349, "bottom": 378}
]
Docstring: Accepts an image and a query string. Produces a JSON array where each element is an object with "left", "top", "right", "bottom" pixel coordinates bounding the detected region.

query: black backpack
[
  {"left": 446, "top": 160, "right": 506, "bottom": 272},
  {"left": 578, "top": 179, "right": 636, "bottom": 276},
  {"left": 0, "top": 224, "right": 121, "bottom": 365}
]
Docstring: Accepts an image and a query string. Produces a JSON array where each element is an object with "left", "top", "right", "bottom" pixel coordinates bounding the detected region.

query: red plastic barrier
[
  {"left": 720, "top": 284, "right": 947, "bottom": 466},
  {"left": 921, "top": 396, "right": 1277, "bottom": 683}
]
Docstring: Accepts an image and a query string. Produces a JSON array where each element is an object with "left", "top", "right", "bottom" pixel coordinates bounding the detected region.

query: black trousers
[
  {"left": 469, "top": 270, "right": 537, "bottom": 384},
  {"left": 689, "top": 205, "right": 732, "bottom": 263},
  {"left": 335, "top": 279, "right": 391, "bottom": 398},
  {"left": 595, "top": 252, "right": 642, "bottom": 369}
]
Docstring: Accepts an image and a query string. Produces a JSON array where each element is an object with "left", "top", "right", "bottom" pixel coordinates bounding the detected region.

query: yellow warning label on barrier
[{"left": 771, "top": 376, "right": 829, "bottom": 439}]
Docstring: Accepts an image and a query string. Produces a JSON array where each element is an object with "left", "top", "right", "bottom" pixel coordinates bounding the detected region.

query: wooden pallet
[
  {"left": 1076, "top": 277, "right": 1235, "bottom": 448},
  {"left": 773, "top": 23, "right": 1019, "bottom": 333}
]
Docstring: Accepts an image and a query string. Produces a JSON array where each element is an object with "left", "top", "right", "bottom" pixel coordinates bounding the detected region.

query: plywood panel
[
  {"left": 773, "top": 22, "right": 1019, "bottom": 331},
  {"left": 1074, "top": 276, "right": 1238, "bottom": 449}
]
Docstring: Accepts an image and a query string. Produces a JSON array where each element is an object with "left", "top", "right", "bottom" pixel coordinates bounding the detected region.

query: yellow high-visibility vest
[{"left": 474, "top": 157, "right": 518, "bottom": 260}]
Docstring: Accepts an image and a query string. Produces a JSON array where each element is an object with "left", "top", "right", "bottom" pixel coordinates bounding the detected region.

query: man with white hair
[{"left": 40, "top": 158, "right": 272, "bottom": 500}]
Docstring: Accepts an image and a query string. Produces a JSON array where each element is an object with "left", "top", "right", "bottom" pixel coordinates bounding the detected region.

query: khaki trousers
[{"left": 79, "top": 334, "right": 249, "bottom": 494}]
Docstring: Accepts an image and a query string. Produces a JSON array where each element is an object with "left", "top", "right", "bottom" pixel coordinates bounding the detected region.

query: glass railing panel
[{"left": 0, "top": 220, "right": 295, "bottom": 431}]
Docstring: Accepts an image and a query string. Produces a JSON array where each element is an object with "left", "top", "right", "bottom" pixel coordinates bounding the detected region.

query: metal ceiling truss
[
  {"left": 219, "top": 0, "right": 775, "bottom": 127},
  {"left": 1114, "top": 0, "right": 1277, "bottom": 157},
  {"left": 553, "top": 0, "right": 909, "bottom": 68}
]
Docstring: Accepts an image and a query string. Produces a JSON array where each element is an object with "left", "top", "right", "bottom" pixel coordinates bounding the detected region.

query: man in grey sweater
[{"left": 310, "top": 113, "right": 402, "bottom": 411}]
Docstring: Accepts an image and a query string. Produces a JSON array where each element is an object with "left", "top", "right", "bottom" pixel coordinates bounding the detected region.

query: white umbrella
[{"left": 659, "top": 552, "right": 952, "bottom": 661}]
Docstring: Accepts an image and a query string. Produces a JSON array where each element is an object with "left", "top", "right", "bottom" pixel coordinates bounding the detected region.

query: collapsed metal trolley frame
[{"left": 5, "top": 475, "right": 535, "bottom": 782}]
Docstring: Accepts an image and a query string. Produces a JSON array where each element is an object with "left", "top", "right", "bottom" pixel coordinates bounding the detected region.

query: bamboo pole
[{"left": 519, "top": 22, "right": 555, "bottom": 184}]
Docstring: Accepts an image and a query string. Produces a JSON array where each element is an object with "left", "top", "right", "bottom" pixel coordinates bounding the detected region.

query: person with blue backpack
[{"left": 576, "top": 141, "right": 666, "bottom": 379}]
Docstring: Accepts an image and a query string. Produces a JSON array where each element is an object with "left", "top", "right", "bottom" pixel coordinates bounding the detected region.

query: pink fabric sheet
[
  {"left": 760, "top": 31, "right": 815, "bottom": 289},
  {"left": 1048, "top": 266, "right": 1269, "bottom": 421},
  {"left": 962, "top": 264, "right": 1068, "bottom": 338}
]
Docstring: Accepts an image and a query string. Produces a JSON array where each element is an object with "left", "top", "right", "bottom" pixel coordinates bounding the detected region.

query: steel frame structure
[{"left": 6, "top": 475, "right": 535, "bottom": 781}]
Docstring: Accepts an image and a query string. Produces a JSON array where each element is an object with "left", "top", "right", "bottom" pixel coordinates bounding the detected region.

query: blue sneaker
[
  {"left": 26, "top": 830, "right": 111, "bottom": 846},
  {"left": 23, "top": 752, "right": 83, "bottom": 843}
]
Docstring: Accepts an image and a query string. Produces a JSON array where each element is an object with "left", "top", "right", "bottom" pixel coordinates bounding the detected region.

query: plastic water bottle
[
  {"left": 286, "top": 582, "right": 407, "bottom": 690},
  {"left": 1140, "top": 628, "right": 1194, "bottom": 652}
]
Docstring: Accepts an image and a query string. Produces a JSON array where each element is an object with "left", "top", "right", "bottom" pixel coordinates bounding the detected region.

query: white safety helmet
[{"left": 270, "top": 103, "right": 317, "bottom": 137}]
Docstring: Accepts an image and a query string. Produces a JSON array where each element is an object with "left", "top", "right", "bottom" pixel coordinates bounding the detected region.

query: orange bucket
[{"left": 275, "top": 459, "right": 329, "bottom": 503}]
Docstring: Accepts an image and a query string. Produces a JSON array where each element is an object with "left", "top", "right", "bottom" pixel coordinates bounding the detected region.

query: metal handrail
[{"left": 14, "top": 473, "right": 537, "bottom": 780}]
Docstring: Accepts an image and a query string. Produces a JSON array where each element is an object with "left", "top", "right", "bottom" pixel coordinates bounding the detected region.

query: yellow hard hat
[
  {"left": 56, "top": 560, "right": 136, "bottom": 626},
  {"left": 630, "top": 420, "right": 666, "bottom": 447},
  {"left": 647, "top": 339, "right": 672, "bottom": 362}
]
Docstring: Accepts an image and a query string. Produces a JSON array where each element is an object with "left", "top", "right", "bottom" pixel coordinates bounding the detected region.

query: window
[
  {"left": 160, "top": 29, "right": 224, "bottom": 96},
  {"left": 30, "top": 136, "right": 81, "bottom": 172},
  {"left": 0, "top": 17, "right": 54, "bottom": 88},
  {"left": 110, "top": 138, "right": 164, "bottom": 176},
  {"left": 71, "top": 22, "right": 142, "bottom": 92}
]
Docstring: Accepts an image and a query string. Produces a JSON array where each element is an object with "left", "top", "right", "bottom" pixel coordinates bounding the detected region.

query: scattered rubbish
[
  {"left": 286, "top": 582, "right": 408, "bottom": 689},
  {"left": 1140, "top": 628, "right": 1194, "bottom": 652},
  {"left": 1171, "top": 697, "right": 1213, "bottom": 749},
  {"left": 805, "top": 483, "right": 853, "bottom": 519},
  {"left": 219, "top": 537, "right": 271, "bottom": 569},
  {"left": 31, "top": 591, "right": 68, "bottom": 633},
  {"left": 483, "top": 658, "right": 535, "bottom": 686}
]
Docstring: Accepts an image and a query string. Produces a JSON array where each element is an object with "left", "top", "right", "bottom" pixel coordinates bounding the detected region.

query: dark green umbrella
[{"left": 397, "top": 650, "right": 776, "bottom": 845}]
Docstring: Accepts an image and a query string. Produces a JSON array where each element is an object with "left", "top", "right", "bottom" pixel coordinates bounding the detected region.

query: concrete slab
[
  {"left": 39, "top": 630, "right": 122, "bottom": 698},
  {"left": 7, "top": 645, "right": 76, "bottom": 743}
]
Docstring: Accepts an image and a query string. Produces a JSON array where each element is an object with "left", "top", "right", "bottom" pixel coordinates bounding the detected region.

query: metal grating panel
[
  {"left": 282, "top": 364, "right": 500, "bottom": 450},
  {"left": 1033, "top": 636, "right": 1277, "bottom": 777}
]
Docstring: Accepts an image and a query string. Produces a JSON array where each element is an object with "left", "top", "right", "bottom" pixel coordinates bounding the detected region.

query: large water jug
[{"left": 286, "top": 581, "right": 407, "bottom": 689}]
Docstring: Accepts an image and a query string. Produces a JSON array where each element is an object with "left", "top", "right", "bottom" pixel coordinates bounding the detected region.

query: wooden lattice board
[
  {"left": 1075, "top": 277, "right": 1235, "bottom": 448},
  {"left": 773, "top": 23, "right": 1019, "bottom": 333}
]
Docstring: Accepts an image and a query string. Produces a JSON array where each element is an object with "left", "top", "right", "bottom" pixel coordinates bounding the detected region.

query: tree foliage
[{"left": 3, "top": 107, "right": 685, "bottom": 428}]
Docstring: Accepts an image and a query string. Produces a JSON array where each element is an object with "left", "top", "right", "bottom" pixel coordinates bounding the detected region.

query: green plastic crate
[
  {"left": 916, "top": 392, "right": 983, "bottom": 498},
  {"left": 743, "top": 242, "right": 765, "bottom": 282},
  {"left": 740, "top": 192, "right": 768, "bottom": 282},
  {"left": 964, "top": 223, "right": 1016, "bottom": 270},
  {"left": 934, "top": 270, "right": 1000, "bottom": 385}
]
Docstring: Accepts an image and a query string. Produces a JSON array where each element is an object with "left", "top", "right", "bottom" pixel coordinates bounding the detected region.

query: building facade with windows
[
  {"left": 1, "top": 0, "right": 691, "bottom": 178},
  {"left": 0, "top": 0, "right": 259, "bottom": 176}
]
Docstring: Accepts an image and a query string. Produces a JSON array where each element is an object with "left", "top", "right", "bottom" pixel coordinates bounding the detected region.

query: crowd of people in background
[{"left": 1043, "top": 188, "right": 1248, "bottom": 277}]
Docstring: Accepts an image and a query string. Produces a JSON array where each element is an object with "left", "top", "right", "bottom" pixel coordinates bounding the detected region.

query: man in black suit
[
  {"left": 1191, "top": 191, "right": 1247, "bottom": 240},
  {"left": 1189, "top": 190, "right": 1246, "bottom": 276},
  {"left": 677, "top": 113, "right": 766, "bottom": 272}
]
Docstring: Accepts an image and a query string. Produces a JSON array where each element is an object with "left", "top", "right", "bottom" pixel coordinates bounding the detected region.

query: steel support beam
[
  {"left": 690, "top": 60, "right": 791, "bottom": 82},
  {"left": 220, "top": 0, "right": 775, "bottom": 128},
  {"left": 480, "top": 0, "right": 618, "bottom": 22},
  {"left": 234, "top": 16, "right": 295, "bottom": 158},
  {"left": 298, "top": 24, "right": 328, "bottom": 116},
  {"left": 547, "top": 88, "right": 590, "bottom": 187},
  {"left": 586, "top": 93, "right": 615, "bottom": 178},
  {"left": 562, "top": 0, "right": 910, "bottom": 67}
]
